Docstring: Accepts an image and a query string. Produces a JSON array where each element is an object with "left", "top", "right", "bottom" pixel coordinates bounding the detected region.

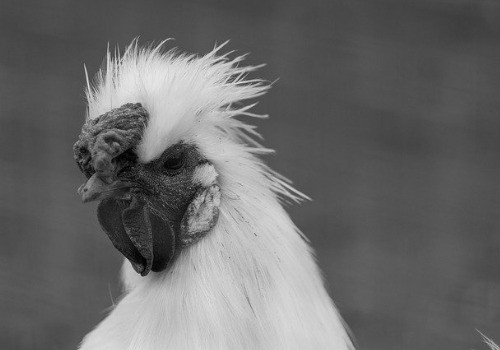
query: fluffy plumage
[{"left": 79, "top": 40, "right": 354, "bottom": 350}]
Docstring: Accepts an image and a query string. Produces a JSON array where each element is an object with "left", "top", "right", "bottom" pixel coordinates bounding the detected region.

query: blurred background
[{"left": 1, "top": 0, "right": 500, "bottom": 349}]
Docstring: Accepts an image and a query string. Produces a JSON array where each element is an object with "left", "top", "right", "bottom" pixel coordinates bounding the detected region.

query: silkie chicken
[{"left": 73, "top": 40, "right": 354, "bottom": 350}]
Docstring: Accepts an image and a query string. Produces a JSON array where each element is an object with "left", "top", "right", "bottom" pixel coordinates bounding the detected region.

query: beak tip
[
  {"left": 77, "top": 184, "right": 91, "bottom": 203},
  {"left": 78, "top": 173, "right": 109, "bottom": 203}
]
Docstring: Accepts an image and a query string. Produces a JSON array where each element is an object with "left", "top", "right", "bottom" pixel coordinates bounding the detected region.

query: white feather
[
  {"left": 79, "top": 40, "right": 353, "bottom": 350},
  {"left": 479, "top": 331, "right": 500, "bottom": 350}
]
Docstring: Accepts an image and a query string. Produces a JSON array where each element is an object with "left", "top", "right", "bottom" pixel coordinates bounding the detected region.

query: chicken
[{"left": 73, "top": 40, "right": 354, "bottom": 350}]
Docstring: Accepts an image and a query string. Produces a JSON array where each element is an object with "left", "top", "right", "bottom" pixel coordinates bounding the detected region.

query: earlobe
[
  {"left": 180, "top": 184, "right": 221, "bottom": 247},
  {"left": 192, "top": 163, "right": 218, "bottom": 187}
]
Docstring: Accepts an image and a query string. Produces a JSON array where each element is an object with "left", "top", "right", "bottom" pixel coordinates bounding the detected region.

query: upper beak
[{"left": 78, "top": 173, "right": 123, "bottom": 203}]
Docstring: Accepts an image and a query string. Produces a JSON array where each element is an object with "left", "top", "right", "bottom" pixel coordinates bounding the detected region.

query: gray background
[{"left": 1, "top": 0, "right": 500, "bottom": 349}]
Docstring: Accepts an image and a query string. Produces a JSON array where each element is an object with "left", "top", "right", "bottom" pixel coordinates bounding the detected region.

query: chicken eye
[{"left": 163, "top": 154, "right": 185, "bottom": 172}]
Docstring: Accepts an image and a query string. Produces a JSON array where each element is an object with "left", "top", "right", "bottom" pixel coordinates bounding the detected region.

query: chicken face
[{"left": 74, "top": 103, "right": 220, "bottom": 276}]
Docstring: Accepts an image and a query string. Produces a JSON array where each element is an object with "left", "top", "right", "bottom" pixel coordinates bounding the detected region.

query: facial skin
[{"left": 74, "top": 103, "right": 220, "bottom": 276}]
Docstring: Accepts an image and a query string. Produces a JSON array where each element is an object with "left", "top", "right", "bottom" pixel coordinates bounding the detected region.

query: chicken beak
[
  {"left": 77, "top": 172, "right": 130, "bottom": 203},
  {"left": 78, "top": 173, "right": 112, "bottom": 203}
]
